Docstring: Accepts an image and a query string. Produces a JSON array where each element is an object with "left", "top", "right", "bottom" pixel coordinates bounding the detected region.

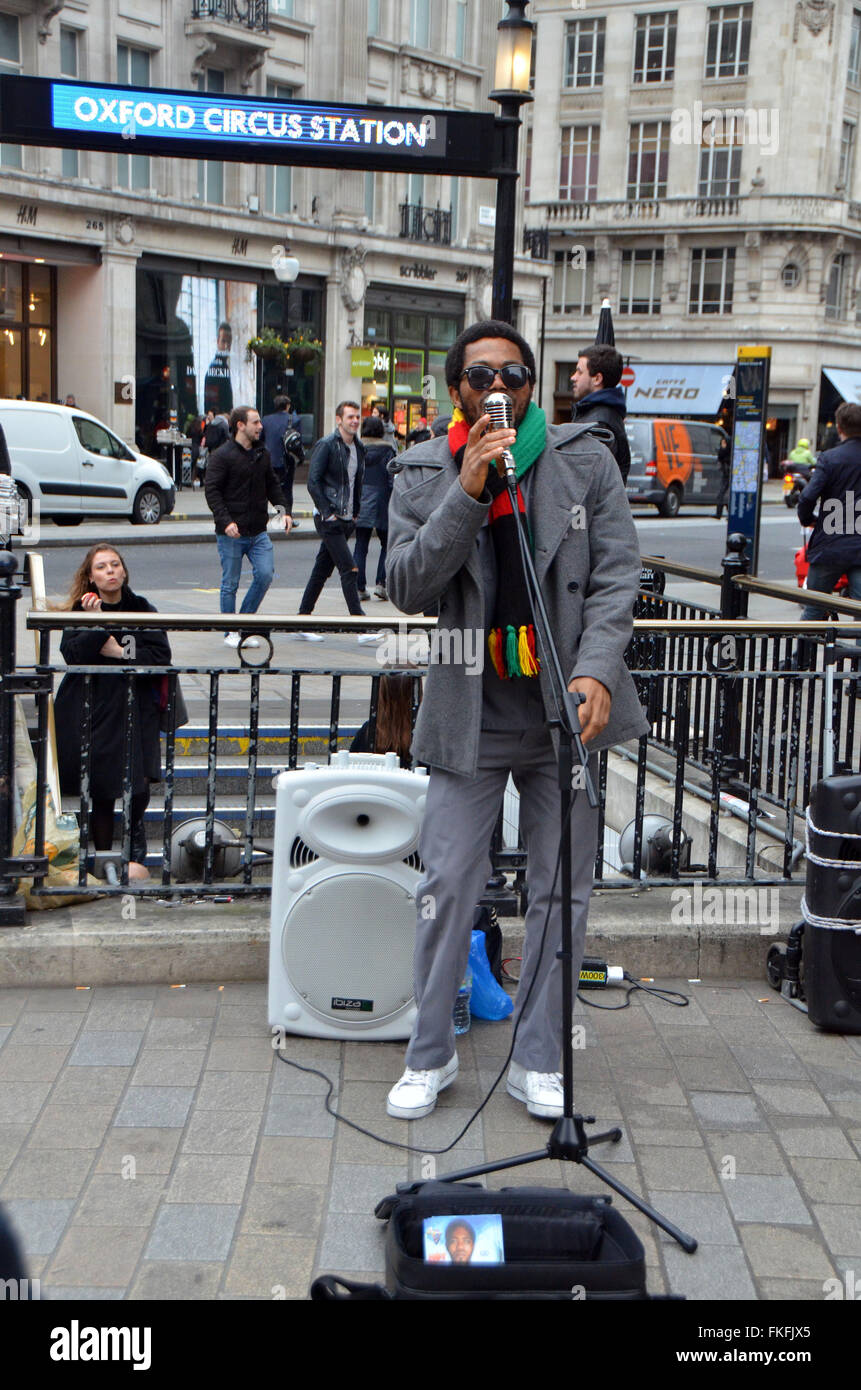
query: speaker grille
[
  {"left": 281, "top": 871, "right": 415, "bottom": 1024},
  {"left": 290, "top": 836, "right": 320, "bottom": 868}
]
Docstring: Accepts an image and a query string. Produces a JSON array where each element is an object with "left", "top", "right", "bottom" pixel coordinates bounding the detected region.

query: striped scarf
[{"left": 448, "top": 401, "right": 546, "bottom": 678}]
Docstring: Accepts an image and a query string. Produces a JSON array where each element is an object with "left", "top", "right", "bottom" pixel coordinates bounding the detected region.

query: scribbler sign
[{"left": 0, "top": 76, "right": 497, "bottom": 176}]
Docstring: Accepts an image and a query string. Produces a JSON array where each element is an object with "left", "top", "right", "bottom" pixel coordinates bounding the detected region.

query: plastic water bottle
[{"left": 453, "top": 964, "right": 473, "bottom": 1035}]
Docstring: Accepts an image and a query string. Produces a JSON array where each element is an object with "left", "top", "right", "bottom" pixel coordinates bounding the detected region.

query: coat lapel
[{"left": 533, "top": 437, "right": 592, "bottom": 585}]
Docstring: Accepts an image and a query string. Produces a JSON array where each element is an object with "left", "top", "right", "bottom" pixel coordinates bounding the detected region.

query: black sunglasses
[{"left": 459, "top": 363, "right": 532, "bottom": 391}]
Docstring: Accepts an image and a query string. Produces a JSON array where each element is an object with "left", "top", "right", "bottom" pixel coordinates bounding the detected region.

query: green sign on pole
[{"left": 350, "top": 347, "right": 375, "bottom": 378}]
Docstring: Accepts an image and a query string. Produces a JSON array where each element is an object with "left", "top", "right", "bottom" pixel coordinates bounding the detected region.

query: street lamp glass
[{"left": 494, "top": 26, "right": 532, "bottom": 93}]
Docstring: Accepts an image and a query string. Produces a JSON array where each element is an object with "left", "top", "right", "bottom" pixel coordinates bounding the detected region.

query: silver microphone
[{"left": 484, "top": 391, "right": 516, "bottom": 483}]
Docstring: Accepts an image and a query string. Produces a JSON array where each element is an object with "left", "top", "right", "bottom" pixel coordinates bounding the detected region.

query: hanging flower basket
[
  {"left": 284, "top": 332, "right": 324, "bottom": 372},
  {"left": 246, "top": 330, "right": 289, "bottom": 370}
]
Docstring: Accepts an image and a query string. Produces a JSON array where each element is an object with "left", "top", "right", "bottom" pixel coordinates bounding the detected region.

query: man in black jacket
[
  {"left": 297, "top": 400, "right": 377, "bottom": 642},
  {"left": 797, "top": 401, "right": 861, "bottom": 616},
  {"left": 570, "top": 344, "right": 631, "bottom": 483},
  {"left": 205, "top": 406, "right": 291, "bottom": 650}
]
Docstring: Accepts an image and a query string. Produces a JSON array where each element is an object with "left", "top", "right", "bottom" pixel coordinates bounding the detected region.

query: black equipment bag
[
  {"left": 311, "top": 1182, "right": 648, "bottom": 1300},
  {"left": 473, "top": 903, "right": 503, "bottom": 984}
]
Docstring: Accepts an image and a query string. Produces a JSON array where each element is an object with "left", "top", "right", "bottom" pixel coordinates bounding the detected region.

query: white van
[{"left": 0, "top": 401, "right": 176, "bottom": 526}]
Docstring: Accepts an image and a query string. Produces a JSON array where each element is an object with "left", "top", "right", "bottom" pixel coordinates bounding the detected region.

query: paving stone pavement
[{"left": 0, "top": 977, "right": 859, "bottom": 1301}]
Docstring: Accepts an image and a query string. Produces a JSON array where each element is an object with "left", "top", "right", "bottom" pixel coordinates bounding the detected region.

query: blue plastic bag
[{"left": 468, "top": 928, "right": 513, "bottom": 1021}]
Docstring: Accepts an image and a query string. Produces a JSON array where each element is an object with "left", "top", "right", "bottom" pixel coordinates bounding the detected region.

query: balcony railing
[
  {"left": 398, "top": 202, "right": 452, "bottom": 246},
  {"left": 529, "top": 193, "right": 861, "bottom": 231},
  {"left": 523, "top": 227, "right": 550, "bottom": 260},
  {"left": 190, "top": 0, "right": 269, "bottom": 30}
]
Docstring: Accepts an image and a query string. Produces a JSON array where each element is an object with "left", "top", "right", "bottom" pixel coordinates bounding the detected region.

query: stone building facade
[
  {"left": 523, "top": 0, "right": 861, "bottom": 464},
  {"left": 0, "top": 0, "right": 546, "bottom": 449}
]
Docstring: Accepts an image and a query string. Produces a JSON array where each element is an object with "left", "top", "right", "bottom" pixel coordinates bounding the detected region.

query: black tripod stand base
[{"left": 421, "top": 1112, "right": 698, "bottom": 1255}]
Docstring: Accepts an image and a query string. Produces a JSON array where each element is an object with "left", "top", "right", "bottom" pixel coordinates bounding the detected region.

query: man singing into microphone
[{"left": 385, "top": 319, "right": 647, "bottom": 1121}]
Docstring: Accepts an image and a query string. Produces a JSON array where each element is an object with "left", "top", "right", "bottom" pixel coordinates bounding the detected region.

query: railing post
[
  {"left": 0, "top": 550, "right": 26, "bottom": 923},
  {"left": 718, "top": 533, "right": 749, "bottom": 790},
  {"left": 720, "top": 531, "right": 749, "bottom": 619}
]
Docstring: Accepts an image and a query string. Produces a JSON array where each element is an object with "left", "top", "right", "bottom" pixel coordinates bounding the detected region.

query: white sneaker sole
[
  {"left": 387, "top": 1058, "right": 458, "bottom": 1119},
  {"left": 506, "top": 1076, "right": 563, "bottom": 1120}
]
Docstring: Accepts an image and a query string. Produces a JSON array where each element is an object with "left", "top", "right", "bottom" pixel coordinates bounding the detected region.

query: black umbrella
[{"left": 595, "top": 297, "right": 615, "bottom": 346}]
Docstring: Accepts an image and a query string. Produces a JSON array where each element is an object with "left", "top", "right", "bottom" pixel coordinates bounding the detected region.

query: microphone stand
[{"left": 400, "top": 452, "right": 697, "bottom": 1254}]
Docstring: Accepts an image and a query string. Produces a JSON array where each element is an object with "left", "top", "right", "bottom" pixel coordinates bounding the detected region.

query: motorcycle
[{"left": 783, "top": 460, "right": 812, "bottom": 508}]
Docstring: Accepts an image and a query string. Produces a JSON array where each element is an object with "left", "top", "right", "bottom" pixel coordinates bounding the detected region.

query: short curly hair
[{"left": 445, "top": 320, "right": 536, "bottom": 390}]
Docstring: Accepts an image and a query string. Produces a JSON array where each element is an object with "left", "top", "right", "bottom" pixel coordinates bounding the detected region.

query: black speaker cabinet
[{"left": 804, "top": 774, "right": 861, "bottom": 1034}]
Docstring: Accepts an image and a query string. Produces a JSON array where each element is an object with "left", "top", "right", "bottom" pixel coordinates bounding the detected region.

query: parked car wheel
[
  {"left": 54, "top": 516, "right": 82, "bottom": 526},
  {"left": 132, "top": 486, "right": 165, "bottom": 525},
  {"left": 657, "top": 484, "right": 682, "bottom": 519}
]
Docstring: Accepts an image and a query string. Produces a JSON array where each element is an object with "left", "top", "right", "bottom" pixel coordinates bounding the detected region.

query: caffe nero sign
[{"left": 0, "top": 76, "right": 497, "bottom": 176}]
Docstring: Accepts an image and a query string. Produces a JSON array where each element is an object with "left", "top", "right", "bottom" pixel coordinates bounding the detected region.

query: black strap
[{"left": 310, "top": 1274, "right": 392, "bottom": 1301}]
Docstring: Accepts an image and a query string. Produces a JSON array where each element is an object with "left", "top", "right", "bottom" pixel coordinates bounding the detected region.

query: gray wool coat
[{"left": 386, "top": 421, "right": 649, "bottom": 777}]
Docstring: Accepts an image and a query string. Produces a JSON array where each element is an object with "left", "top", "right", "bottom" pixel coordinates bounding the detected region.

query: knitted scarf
[{"left": 449, "top": 400, "right": 546, "bottom": 678}]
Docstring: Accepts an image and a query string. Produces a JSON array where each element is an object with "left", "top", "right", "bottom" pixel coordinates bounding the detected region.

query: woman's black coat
[
  {"left": 54, "top": 587, "right": 172, "bottom": 800},
  {"left": 355, "top": 443, "right": 395, "bottom": 532}
]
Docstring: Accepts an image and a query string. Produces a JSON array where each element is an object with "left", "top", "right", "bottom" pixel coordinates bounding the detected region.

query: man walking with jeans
[
  {"left": 205, "top": 406, "right": 291, "bottom": 650},
  {"left": 297, "top": 400, "right": 379, "bottom": 644}
]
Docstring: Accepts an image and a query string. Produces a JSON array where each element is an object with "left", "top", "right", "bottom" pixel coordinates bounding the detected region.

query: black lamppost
[{"left": 489, "top": 0, "right": 534, "bottom": 324}]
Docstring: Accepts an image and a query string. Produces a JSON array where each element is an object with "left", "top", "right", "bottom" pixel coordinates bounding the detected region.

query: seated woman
[
  {"left": 350, "top": 671, "right": 422, "bottom": 769},
  {"left": 54, "top": 545, "right": 172, "bottom": 881}
]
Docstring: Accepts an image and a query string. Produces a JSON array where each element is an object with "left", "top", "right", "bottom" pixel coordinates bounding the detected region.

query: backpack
[{"left": 282, "top": 428, "right": 304, "bottom": 470}]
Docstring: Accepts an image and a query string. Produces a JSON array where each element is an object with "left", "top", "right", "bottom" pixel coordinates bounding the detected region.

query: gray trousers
[{"left": 405, "top": 726, "right": 599, "bottom": 1072}]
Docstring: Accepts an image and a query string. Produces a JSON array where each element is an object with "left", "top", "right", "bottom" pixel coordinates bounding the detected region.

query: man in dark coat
[
  {"left": 797, "top": 400, "right": 861, "bottom": 615},
  {"left": 205, "top": 406, "right": 290, "bottom": 650},
  {"left": 570, "top": 343, "right": 631, "bottom": 483}
]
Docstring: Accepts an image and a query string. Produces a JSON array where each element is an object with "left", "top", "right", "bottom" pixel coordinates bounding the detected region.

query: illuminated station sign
[{"left": 0, "top": 76, "right": 497, "bottom": 175}]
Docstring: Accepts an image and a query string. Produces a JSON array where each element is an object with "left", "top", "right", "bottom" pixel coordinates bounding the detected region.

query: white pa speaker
[{"left": 268, "top": 751, "right": 428, "bottom": 1040}]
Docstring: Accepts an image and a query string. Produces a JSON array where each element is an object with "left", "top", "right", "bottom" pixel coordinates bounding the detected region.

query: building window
[
  {"left": 60, "top": 28, "right": 80, "bottom": 176},
  {"left": 850, "top": 10, "right": 861, "bottom": 86},
  {"left": 408, "top": 171, "right": 424, "bottom": 206},
  {"left": 0, "top": 12, "right": 22, "bottom": 169},
  {"left": 270, "top": 0, "right": 295, "bottom": 15},
  {"left": 524, "top": 123, "right": 532, "bottom": 203},
  {"left": 839, "top": 121, "right": 856, "bottom": 195},
  {"left": 698, "top": 116, "right": 742, "bottom": 196},
  {"left": 689, "top": 247, "right": 735, "bottom": 313},
  {"left": 552, "top": 248, "right": 594, "bottom": 314},
  {"left": 455, "top": 0, "right": 468, "bottom": 61},
  {"left": 197, "top": 69, "right": 225, "bottom": 205},
  {"left": 825, "top": 253, "right": 848, "bottom": 319},
  {"left": 705, "top": 5, "right": 752, "bottom": 79},
  {"left": 266, "top": 82, "right": 293, "bottom": 214},
  {"left": 627, "top": 122, "right": 669, "bottom": 200},
  {"left": 782, "top": 262, "right": 801, "bottom": 289},
  {"left": 619, "top": 249, "right": 663, "bottom": 314},
  {"left": 364, "top": 169, "right": 376, "bottom": 224},
  {"left": 564, "top": 18, "right": 605, "bottom": 89},
  {"left": 0, "top": 263, "right": 56, "bottom": 400},
  {"left": 559, "top": 125, "right": 600, "bottom": 202},
  {"left": 411, "top": 0, "right": 430, "bottom": 48},
  {"left": 368, "top": 0, "right": 380, "bottom": 35},
  {"left": 633, "top": 11, "right": 676, "bottom": 84},
  {"left": 449, "top": 175, "right": 459, "bottom": 240},
  {"left": 116, "top": 44, "right": 151, "bottom": 190}
]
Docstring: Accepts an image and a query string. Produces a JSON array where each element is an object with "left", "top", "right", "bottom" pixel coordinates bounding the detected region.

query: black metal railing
[
  {"left": 398, "top": 202, "right": 452, "bottom": 245},
  {"left": 190, "top": 0, "right": 269, "bottom": 30}
]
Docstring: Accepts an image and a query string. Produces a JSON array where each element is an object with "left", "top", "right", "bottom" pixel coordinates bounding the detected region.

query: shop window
[
  {"left": 394, "top": 312, "right": 426, "bottom": 342},
  {"left": 0, "top": 264, "right": 56, "bottom": 400},
  {"left": 365, "top": 307, "right": 390, "bottom": 342}
]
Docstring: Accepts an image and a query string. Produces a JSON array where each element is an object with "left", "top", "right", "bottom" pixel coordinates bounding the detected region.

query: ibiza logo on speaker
[{"left": 332, "top": 997, "right": 374, "bottom": 1012}]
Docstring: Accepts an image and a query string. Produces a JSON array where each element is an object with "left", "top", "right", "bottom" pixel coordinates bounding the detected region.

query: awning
[
  {"left": 623, "top": 363, "right": 731, "bottom": 415},
  {"left": 821, "top": 366, "right": 861, "bottom": 405}
]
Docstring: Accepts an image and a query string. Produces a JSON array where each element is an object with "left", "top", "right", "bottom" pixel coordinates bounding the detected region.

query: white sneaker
[
  {"left": 241, "top": 636, "right": 260, "bottom": 649},
  {"left": 294, "top": 631, "right": 325, "bottom": 642},
  {"left": 387, "top": 1055, "right": 458, "bottom": 1119},
  {"left": 506, "top": 1063, "right": 564, "bottom": 1119},
  {"left": 357, "top": 631, "right": 385, "bottom": 645},
  {"left": 224, "top": 633, "right": 241, "bottom": 649}
]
